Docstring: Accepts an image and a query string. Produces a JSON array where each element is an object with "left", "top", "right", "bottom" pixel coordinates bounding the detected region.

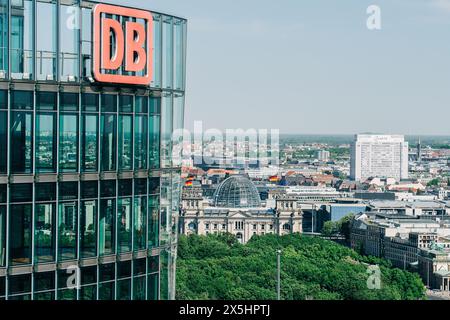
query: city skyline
[{"left": 115, "top": 0, "right": 450, "bottom": 135}]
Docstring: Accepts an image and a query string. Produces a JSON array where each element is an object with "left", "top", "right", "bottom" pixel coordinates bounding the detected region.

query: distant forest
[{"left": 280, "top": 134, "right": 450, "bottom": 148}]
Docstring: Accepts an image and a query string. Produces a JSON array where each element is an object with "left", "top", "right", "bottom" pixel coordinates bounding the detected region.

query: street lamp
[{"left": 276, "top": 249, "right": 282, "bottom": 300}]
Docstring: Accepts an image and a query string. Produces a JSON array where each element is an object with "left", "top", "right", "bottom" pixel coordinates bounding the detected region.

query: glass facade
[{"left": 0, "top": 0, "right": 186, "bottom": 301}]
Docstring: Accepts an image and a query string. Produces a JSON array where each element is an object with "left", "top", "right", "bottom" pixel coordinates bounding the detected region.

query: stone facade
[{"left": 180, "top": 187, "right": 302, "bottom": 243}]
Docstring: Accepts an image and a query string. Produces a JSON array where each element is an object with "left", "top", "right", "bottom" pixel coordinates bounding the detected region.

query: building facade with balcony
[{"left": 0, "top": 0, "right": 187, "bottom": 300}]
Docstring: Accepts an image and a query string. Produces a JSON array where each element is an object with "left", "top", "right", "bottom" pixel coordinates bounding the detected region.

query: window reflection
[
  {"left": 161, "top": 93, "right": 172, "bottom": 168},
  {"left": 118, "top": 198, "right": 132, "bottom": 253},
  {"left": 148, "top": 272, "right": 159, "bottom": 300},
  {"left": 0, "top": 111, "right": 7, "bottom": 173},
  {"left": 36, "top": 113, "right": 56, "bottom": 173},
  {"left": 0, "top": 206, "right": 5, "bottom": 266},
  {"left": 134, "top": 115, "right": 148, "bottom": 170},
  {"left": 82, "top": 114, "right": 98, "bottom": 172},
  {"left": 162, "top": 17, "right": 173, "bottom": 89},
  {"left": 58, "top": 202, "right": 77, "bottom": 261},
  {"left": 174, "top": 19, "right": 184, "bottom": 90},
  {"left": 0, "top": 0, "right": 8, "bottom": 76},
  {"left": 101, "top": 114, "right": 117, "bottom": 172},
  {"left": 80, "top": 200, "right": 97, "bottom": 258},
  {"left": 99, "top": 199, "right": 115, "bottom": 256},
  {"left": 134, "top": 196, "right": 146, "bottom": 250},
  {"left": 149, "top": 98, "right": 161, "bottom": 169},
  {"left": 35, "top": 203, "right": 56, "bottom": 263},
  {"left": 11, "top": 0, "right": 34, "bottom": 80},
  {"left": 59, "top": 114, "right": 78, "bottom": 172},
  {"left": 148, "top": 195, "right": 159, "bottom": 248},
  {"left": 151, "top": 15, "right": 161, "bottom": 88},
  {"left": 119, "top": 115, "right": 133, "bottom": 171},
  {"left": 81, "top": 7, "right": 92, "bottom": 80},
  {"left": 10, "top": 111, "right": 33, "bottom": 174},
  {"left": 36, "top": 0, "right": 57, "bottom": 81},
  {"left": 9, "top": 204, "right": 32, "bottom": 265},
  {"left": 60, "top": 4, "right": 79, "bottom": 82}
]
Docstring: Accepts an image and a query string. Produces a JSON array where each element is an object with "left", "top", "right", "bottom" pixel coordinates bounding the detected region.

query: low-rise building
[
  {"left": 418, "top": 247, "right": 450, "bottom": 291},
  {"left": 350, "top": 213, "right": 450, "bottom": 269}
]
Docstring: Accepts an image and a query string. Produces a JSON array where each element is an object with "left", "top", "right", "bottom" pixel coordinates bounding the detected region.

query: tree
[
  {"left": 427, "top": 179, "right": 440, "bottom": 187},
  {"left": 321, "top": 221, "right": 338, "bottom": 237},
  {"left": 176, "top": 234, "right": 426, "bottom": 300}
]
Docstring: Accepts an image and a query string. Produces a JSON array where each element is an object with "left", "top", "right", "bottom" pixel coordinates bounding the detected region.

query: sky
[{"left": 111, "top": 0, "right": 450, "bottom": 135}]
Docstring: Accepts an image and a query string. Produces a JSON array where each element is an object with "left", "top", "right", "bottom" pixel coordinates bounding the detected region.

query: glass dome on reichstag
[{"left": 213, "top": 176, "right": 262, "bottom": 208}]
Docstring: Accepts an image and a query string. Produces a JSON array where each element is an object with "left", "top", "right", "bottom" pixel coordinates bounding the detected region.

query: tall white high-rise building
[{"left": 350, "top": 134, "right": 409, "bottom": 182}]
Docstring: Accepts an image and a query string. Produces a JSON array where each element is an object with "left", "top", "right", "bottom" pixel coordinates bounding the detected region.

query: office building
[
  {"left": 350, "top": 134, "right": 409, "bottom": 182},
  {"left": 316, "top": 150, "right": 330, "bottom": 162},
  {"left": 0, "top": 0, "right": 187, "bottom": 300}
]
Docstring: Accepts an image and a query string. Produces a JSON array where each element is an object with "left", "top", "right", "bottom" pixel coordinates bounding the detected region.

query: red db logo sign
[{"left": 93, "top": 4, "right": 153, "bottom": 85}]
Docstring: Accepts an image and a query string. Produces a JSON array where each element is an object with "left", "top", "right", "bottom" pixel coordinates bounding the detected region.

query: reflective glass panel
[
  {"left": 99, "top": 282, "right": 114, "bottom": 300},
  {"left": 118, "top": 115, "right": 133, "bottom": 170},
  {"left": 60, "top": 92, "right": 79, "bottom": 111},
  {"left": 161, "top": 93, "right": 172, "bottom": 168},
  {"left": 81, "top": 8, "right": 92, "bottom": 79},
  {"left": 117, "top": 279, "right": 131, "bottom": 300},
  {"left": 0, "top": 111, "right": 6, "bottom": 173},
  {"left": 36, "top": 113, "right": 56, "bottom": 173},
  {"left": 147, "top": 272, "right": 159, "bottom": 300},
  {"left": 9, "top": 204, "right": 32, "bottom": 265},
  {"left": 135, "top": 96, "right": 148, "bottom": 114},
  {"left": 174, "top": 19, "right": 184, "bottom": 90},
  {"left": 10, "top": 183, "right": 32, "bottom": 202},
  {"left": 60, "top": 4, "right": 79, "bottom": 81},
  {"left": 0, "top": 0, "right": 8, "bottom": 76},
  {"left": 99, "top": 199, "right": 115, "bottom": 256},
  {"left": 9, "top": 274, "right": 31, "bottom": 295},
  {"left": 151, "top": 15, "right": 161, "bottom": 88},
  {"left": 119, "top": 95, "right": 133, "bottom": 113},
  {"left": 82, "top": 93, "right": 99, "bottom": 112},
  {"left": 133, "top": 276, "right": 146, "bottom": 300},
  {"left": 33, "top": 271, "right": 55, "bottom": 293},
  {"left": 149, "top": 114, "right": 160, "bottom": 169},
  {"left": 35, "top": 182, "right": 56, "bottom": 202},
  {"left": 101, "top": 94, "right": 117, "bottom": 113},
  {"left": 101, "top": 114, "right": 117, "bottom": 171},
  {"left": 35, "top": 203, "right": 56, "bottom": 263},
  {"left": 135, "top": 115, "right": 148, "bottom": 170},
  {"left": 80, "top": 200, "right": 97, "bottom": 258},
  {"left": 134, "top": 196, "right": 147, "bottom": 250},
  {"left": 10, "top": 112, "right": 33, "bottom": 173},
  {"left": 148, "top": 195, "right": 159, "bottom": 248},
  {"left": 59, "top": 114, "right": 78, "bottom": 172},
  {"left": 59, "top": 182, "right": 78, "bottom": 201},
  {"left": 36, "top": 91, "right": 56, "bottom": 110},
  {"left": 58, "top": 202, "right": 78, "bottom": 261},
  {"left": 0, "top": 90, "right": 6, "bottom": 109},
  {"left": 0, "top": 206, "right": 5, "bottom": 266},
  {"left": 11, "top": 0, "right": 34, "bottom": 79},
  {"left": 81, "top": 114, "right": 98, "bottom": 172},
  {"left": 162, "top": 16, "right": 173, "bottom": 89},
  {"left": 11, "top": 90, "right": 33, "bottom": 110},
  {"left": 100, "top": 180, "right": 116, "bottom": 198},
  {"left": 118, "top": 198, "right": 132, "bottom": 253},
  {"left": 36, "top": 0, "right": 57, "bottom": 81}
]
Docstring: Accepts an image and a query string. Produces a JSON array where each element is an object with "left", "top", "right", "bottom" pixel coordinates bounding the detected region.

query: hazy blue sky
[{"left": 111, "top": 0, "right": 450, "bottom": 135}]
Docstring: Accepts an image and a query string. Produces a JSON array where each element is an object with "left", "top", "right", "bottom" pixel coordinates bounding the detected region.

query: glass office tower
[{"left": 0, "top": 0, "right": 186, "bottom": 300}]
